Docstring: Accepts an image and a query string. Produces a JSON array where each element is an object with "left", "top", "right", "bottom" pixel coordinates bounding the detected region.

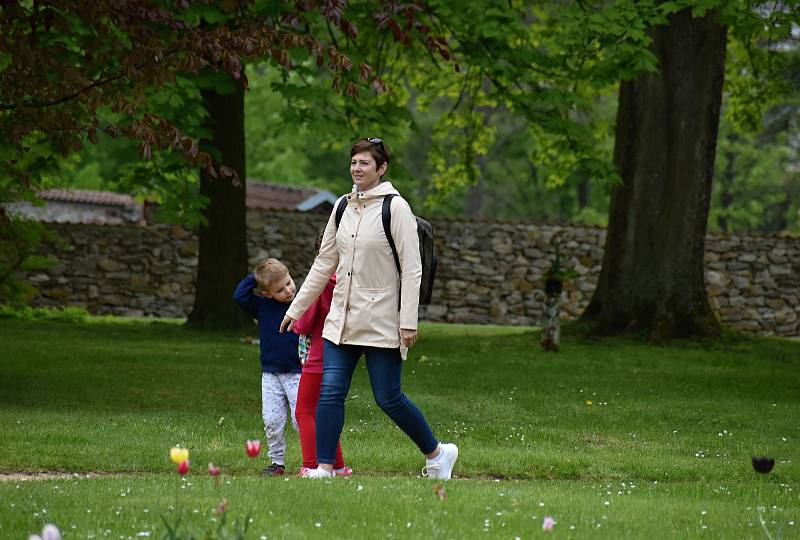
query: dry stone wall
[{"left": 22, "top": 209, "right": 800, "bottom": 336}]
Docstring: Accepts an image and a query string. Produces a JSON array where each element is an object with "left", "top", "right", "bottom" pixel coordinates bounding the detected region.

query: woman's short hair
[{"left": 350, "top": 138, "right": 391, "bottom": 170}]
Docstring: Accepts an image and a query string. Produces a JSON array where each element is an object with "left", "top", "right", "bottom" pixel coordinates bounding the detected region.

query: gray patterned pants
[{"left": 261, "top": 372, "right": 301, "bottom": 466}]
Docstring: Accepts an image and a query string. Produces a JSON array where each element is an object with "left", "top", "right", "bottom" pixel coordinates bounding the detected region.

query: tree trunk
[
  {"left": 576, "top": 174, "right": 590, "bottom": 211},
  {"left": 466, "top": 167, "right": 485, "bottom": 219},
  {"left": 716, "top": 133, "right": 737, "bottom": 232},
  {"left": 581, "top": 9, "right": 726, "bottom": 340},
  {"left": 187, "top": 78, "right": 249, "bottom": 329}
]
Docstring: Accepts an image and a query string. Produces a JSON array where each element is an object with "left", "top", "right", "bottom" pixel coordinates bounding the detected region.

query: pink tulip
[
  {"left": 245, "top": 439, "right": 262, "bottom": 458},
  {"left": 208, "top": 462, "right": 220, "bottom": 477},
  {"left": 177, "top": 460, "right": 190, "bottom": 475},
  {"left": 542, "top": 516, "right": 556, "bottom": 532}
]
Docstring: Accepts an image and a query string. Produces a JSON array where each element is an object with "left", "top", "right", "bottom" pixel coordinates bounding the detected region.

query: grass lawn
[{"left": 0, "top": 315, "right": 798, "bottom": 539}]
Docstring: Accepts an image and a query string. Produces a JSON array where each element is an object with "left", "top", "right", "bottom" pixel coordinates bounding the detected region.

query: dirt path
[{"left": 0, "top": 472, "right": 118, "bottom": 482}]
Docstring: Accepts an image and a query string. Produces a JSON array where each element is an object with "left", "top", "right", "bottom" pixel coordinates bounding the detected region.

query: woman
[{"left": 280, "top": 138, "right": 458, "bottom": 479}]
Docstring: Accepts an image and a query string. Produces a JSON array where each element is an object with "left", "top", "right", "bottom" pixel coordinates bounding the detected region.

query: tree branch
[{"left": 0, "top": 51, "right": 179, "bottom": 111}]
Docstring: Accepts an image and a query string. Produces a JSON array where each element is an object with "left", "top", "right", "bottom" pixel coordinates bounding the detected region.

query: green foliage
[
  {"left": 0, "top": 216, "right": 58, "bottom": 304},
  {"left": 711, "top": 45, "right": 800, "bottom": 234},
  {"left": 5, "top": 0, "right": 800, "bottom": 234},
  {"left": 0, "top": 304, "right": 89, "bottom": 322},
  {"left": 244, "top": 63, "right": 416, "bottom": 196},
  {"left": 711, "top": 119, "right": 799, "bottom": 233},
  {"left": 544, "top": 245, "right": 581, "bottom": 284}
]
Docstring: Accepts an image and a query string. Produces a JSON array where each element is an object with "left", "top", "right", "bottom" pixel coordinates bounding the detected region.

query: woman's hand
[
  {"left": 279, "top": 315, "right": 295, "bottom": 333},
  {"left": 400, "top": 328, "right": 417, "bottom": 348}
]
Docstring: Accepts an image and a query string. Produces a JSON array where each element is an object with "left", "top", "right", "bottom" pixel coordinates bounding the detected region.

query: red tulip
[
  {"left": 208, "top": 462, "right": 220, "bottom": 477},
  {"left": 245, "top": 439, "right": 262, "bottom": 458},
  {"left": 177, "top": 460, "right": 190, "bottom": 475}
]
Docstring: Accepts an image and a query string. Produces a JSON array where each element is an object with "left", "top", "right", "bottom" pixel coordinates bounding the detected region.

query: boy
[{"left": 233, "top": 258, "right": 301, "bottom": 476}]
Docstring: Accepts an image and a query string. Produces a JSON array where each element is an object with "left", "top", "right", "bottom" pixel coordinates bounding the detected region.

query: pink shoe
[{"left": 334, "top": 466, "right": 353, "bottom": 477}]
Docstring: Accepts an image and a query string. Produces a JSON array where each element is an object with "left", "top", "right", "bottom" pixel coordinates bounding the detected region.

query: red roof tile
[
  {"left": 34, "top": 181, "right": 333, "bottom": 216},
  {"left": 38, "top": 189, "right": 135, "bottom": 208},
  {"left": 245, "top": 181, "right": 319, "bottom": 210}
]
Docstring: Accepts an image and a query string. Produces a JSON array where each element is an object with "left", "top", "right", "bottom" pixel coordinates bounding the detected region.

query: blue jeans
[{"left": 316, "top": 339, "right": 439, "bottom": 464}]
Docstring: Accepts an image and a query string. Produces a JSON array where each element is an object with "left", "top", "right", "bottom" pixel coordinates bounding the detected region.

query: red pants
[{"left": 295, "top": 372, "right": 345, "bottom": 469}]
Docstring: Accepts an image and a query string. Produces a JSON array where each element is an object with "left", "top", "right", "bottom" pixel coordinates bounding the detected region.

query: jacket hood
[{"left": 355, "top": 181, "right": 400, "bottom": 199}]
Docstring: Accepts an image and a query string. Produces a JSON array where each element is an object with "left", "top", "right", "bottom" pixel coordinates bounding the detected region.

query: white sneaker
[
  {"left": 422, "top": 443, "right": 459, "bottom": 480},
  {"left": 301, "top": 467, "right": 333, "bottom": 479}
]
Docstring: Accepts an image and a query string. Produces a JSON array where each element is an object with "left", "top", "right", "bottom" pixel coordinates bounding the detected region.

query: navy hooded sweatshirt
[{"left": 233, "top": 274, "right": 301, "bottom": 374}]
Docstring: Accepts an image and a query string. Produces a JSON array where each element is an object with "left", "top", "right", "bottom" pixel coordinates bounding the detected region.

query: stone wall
[{"left": 22, "top": 209, "right": 800, "bottom": 336}]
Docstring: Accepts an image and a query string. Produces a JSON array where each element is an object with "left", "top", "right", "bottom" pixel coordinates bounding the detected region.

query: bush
[{"left": 0, "top": 304, "right": 89, "bottom": 322}]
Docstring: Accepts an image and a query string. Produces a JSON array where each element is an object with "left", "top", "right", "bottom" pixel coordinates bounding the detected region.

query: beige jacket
[{"left": 286, "top": 181, "right": 421, "bottom": 349}]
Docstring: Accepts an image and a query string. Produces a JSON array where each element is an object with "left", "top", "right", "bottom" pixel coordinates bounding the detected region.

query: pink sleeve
[{"left": 292, "top": 298, "right": 319, "bottom": 335}]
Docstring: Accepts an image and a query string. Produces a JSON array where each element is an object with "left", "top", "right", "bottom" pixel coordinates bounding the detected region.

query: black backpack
[{"left": 335, "top": 194, "right": 437, "bottom": 305}]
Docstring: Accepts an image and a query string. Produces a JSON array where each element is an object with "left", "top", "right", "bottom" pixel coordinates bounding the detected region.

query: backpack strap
[
  {"left": 334, "top": 196, "right": 348, "bottom": 228},
  {"left": 382, "top": 194, "right": 401, "bottom": 277},
  {"left": 382, "top": 194, "right": 402, "bottom": 312}
]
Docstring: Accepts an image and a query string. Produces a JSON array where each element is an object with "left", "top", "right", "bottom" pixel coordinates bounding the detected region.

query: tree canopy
[{"left": 2, "top": 1, "right": 799, "bottom": 334}]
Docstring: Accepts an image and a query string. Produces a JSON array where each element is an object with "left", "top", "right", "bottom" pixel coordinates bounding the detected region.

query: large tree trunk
[
  {"left": 581, "top": 9, "right": 726, "bottom": 340},
  {"left": 187, "top": 78, "right": 249, "bottom": 328}
]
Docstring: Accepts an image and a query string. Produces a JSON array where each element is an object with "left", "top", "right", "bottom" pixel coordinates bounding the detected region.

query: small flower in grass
[
  {"left": 177, "top": 460, "right": 190, "bottom": 475},
  {"left": 432, "top": 484, "right": 447, "bottom": 501},
  {"left": 542, "top": 516, "right": 556, "bottom": 532},
  {"left": 245, "top": 439, "right": 262, "bottom": 458},
  {"left": 170, "top": 447, "right": 189, "bottom": 464},
  {"left": 29, "top": 523, "right": 61, "bottom": 540},
  {"left": 214, "top": 498, "right": 228, "bottom": 516}
]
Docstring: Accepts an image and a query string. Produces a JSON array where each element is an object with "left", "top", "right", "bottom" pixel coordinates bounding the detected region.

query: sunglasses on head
[{"left": 367, "top": 137, "right": 387, "bottom": 157}]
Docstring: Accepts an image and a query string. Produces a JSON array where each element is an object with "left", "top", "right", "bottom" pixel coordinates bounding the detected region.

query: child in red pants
[{"left": 292, "top": 274, "right": 352, "bottom": 477}]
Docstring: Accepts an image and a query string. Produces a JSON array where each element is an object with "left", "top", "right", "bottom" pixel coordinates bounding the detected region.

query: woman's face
[{"left": 350, "top": 151, "right": 387, "bottom": 192}]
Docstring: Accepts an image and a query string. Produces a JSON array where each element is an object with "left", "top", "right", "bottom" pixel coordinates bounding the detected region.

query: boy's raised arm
[{"left": 233, "top": 273, "right": 260, "bottom": 319}]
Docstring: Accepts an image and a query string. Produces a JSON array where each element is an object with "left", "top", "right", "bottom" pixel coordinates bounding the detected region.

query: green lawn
[{"left": 0, "top": 316, "right": 798, "bottom": 539}]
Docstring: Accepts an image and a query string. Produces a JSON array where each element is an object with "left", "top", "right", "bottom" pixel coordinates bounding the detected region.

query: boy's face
[{"left": 262, "top": 273, "right": 296, "bottom": 303}]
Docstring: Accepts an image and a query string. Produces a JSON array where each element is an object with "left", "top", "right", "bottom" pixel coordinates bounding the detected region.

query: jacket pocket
[{"left": 358, "top": 287, "right": 387, "bottom": 303}]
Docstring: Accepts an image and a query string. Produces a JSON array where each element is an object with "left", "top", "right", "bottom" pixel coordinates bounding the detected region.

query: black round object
[
  {"left": 751, "top": 456, "right": 775, "bottom": 474},
  {"left": 544, "top": 278, "right": 563, "bottom": 295}
]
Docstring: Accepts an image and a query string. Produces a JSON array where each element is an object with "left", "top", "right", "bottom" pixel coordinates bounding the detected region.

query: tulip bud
[
  {"left": 208, "top": 462, "right": 220, "bottom": 477},
  {"left": 41, "top": 525, "right": 62, "bottom": 540},
  {"left": 177, "top": 460, "right": 190, "bottom": 475},
  {"left": 245, "top": 439, "right": 262, "bottom": 458},
  {"left": 170, "top": 447, "right": 189, "bottom": 464}
]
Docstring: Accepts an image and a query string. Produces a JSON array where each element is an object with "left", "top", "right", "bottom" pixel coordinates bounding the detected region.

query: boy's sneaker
[
  {"left": 300, "top": 467, "right": 333, "bottom": 479},
  {"left": 298, "top": 467, "right": 314, "bottom": 477},
  {"left": 422, "top": 443, "right": 459, "bottom": 480},
  {"left": 262, "top": 463, "right": 285, "bottom": 477},
  {"left": 334, "top": 466, "right": 353, "bottom": 477}
]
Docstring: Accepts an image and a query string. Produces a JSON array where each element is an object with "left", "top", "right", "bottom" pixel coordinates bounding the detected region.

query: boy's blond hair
[{"left": 253, "top": 258, "right": 288, "bottom": 290}]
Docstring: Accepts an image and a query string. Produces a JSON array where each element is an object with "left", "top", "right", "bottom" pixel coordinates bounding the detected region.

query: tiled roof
[
  {"left": 34, "top": 181, "right": 336, "bottom": 214},
  {"left": 245, "top": 181, "right": 320, "bottom": 210},
  {"left": 38, "top": 188, "right": 136, "bottom": 208}
]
